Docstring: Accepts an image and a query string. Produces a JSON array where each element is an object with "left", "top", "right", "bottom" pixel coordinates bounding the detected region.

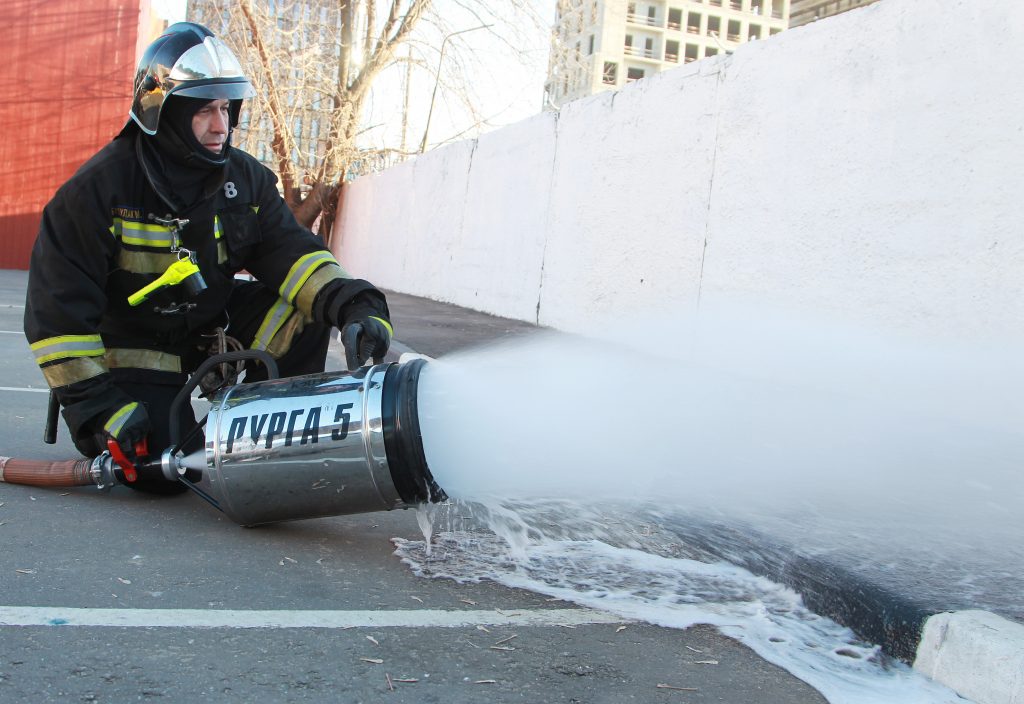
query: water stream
[{"left": 394, "top": 304, "right": 1023, "bottom": 703}]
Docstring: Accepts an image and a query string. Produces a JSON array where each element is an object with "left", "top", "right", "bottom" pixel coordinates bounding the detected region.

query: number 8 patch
[{"left": 224, "top": 182, "right": 238, "bottom": 199}]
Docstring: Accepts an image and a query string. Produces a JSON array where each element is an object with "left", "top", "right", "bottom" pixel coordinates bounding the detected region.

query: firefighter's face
[{"left": 192, "top": 99, "right": 230, "bottom": 154}]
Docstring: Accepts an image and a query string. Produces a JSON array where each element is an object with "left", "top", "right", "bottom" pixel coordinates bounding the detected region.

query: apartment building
[
  {"left": 545, "top": 0, "right": 789, "bottom": 108},
  {"left": 788, "top": 0, "right": 879, "bottom": 27}
]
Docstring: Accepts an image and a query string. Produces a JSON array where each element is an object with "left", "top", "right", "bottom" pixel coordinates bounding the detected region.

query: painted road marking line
[
  {"left": 0, "top": 330, "right": 26, "bottom": 334},
  {"left": 0, "top": 606, "right": 625, "bottom": 629}
]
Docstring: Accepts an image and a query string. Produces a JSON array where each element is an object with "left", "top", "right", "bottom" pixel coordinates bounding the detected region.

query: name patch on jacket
[{"left": 112, "top": 205, "right": 144, "bottom": 221}]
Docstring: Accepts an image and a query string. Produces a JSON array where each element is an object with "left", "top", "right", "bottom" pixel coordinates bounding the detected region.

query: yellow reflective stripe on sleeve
[
  {"left": 111, "top": 219, "right": 175, "bottom": 248},
  {"left": 264, "top": 311, "right": 306, "bottom": 359},
  {"left": 104, "top": 402, "right": 138, "bottom": 437},
  {"left": 293, "top": 262, "right": 348, "bottom": 316},
  {"left": 104, "top": 348, "right": 182, "bottom": 373},
  {"left": 279, "top": 251, "right": 337, "bottom": 305},
  {"left": 118, "top": 249, "right": 180, "bottom": 275},
  {"left": 40, "top": 357, "right": 108, "bottom": 388},
  {"left": 369, "top": 316, "right": 394, "bottom": 339},
  {"left": 30, "top": 335, "right": 105, "bottom": 365},
  {"left": 252, "top": 299, "right": 296, "bottom": 352}
]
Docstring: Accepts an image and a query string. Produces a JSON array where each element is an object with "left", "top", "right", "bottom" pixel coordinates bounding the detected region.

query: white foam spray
[{"left": 395, "top": 303, "right": 1023, "bottom": 704}]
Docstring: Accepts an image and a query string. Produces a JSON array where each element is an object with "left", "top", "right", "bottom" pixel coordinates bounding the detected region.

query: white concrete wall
[{"left": 333, "top": 0, "right": 1024, "bottom": 341}]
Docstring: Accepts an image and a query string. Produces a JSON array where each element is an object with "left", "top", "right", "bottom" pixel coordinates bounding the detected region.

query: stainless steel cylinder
[{"left": 192, "top": 358, "right": 445, "bottom": 526}]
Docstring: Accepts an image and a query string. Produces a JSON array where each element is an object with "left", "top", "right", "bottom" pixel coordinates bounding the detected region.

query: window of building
[
  {"left": 709, "top": 0, "right": 722, "bottom": 6},
  {"left": 684, "top": 43, "right": 699, "bottom": 62},
  {"left": 750, "top": 0, "right": 763, "bottom": 14},
  {"left": 647, "top": 5, "right": 657, "bottom": 23},
  {"left": 665, "top": 39, "right": 680, "bottom": 62},
  {"left": 645, "top": 36, "right": 654, "bottom": 56},
  {"left": 748, "top": 23, "right": 761, "bottom": 39},
  {"left": 687, "top": 12, "right": 701, "bottom": 33},
  {"left": 627, "top": 67, "right": 645, "bottom": 81},
  {"left": 770, "top": 27, "right": 781, "bottom": 35},
  {"left": 603, "top": 61, "right": 618, "bottom": 84},
  {"left": 707, "top": 15, "right": 721, "bottom": 35},
  {"left": 706, "top": 46, "right": 719, "bottom": 56},
  {"left": 727, "top": 19, "right": 741, "bottom": 41},
  {"left": 668, "top": 8, "right": 682, "bottom": 29},
  {"left": 625, "top": 34, "right": 633, "bottom": 48},
  {"left": 588, "top": 34, "right": 595, "bottom": 54},
  {"left": 728, "top": 0, "right": 741, "bottom": 10}
]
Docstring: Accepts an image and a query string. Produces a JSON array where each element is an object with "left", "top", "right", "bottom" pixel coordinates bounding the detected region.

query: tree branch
[{"left": 238, "top": 0, "right": 300, "bottom": 201}]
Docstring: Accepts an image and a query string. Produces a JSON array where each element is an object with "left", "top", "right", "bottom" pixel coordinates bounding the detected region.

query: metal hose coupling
[{"left": 176, "top": 357, "right": 447, "bottom": 526}]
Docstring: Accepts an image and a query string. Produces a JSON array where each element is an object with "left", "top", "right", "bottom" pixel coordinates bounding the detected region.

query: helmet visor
[
  {"left": 168, "top": 36, "right": 256, "bottom": 98},
  {"left": 175, "top": 82, "right": 256, "bottom": 100}
]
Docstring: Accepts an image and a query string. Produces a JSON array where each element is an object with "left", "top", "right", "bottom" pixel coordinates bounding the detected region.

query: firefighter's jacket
[{"left": 24, "top": 133, "right": 375, "bottom": 439}]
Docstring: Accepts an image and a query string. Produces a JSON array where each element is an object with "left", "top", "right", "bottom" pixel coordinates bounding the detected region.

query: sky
[
  {"left": 150, "top": 0, "right": 186, "bottom": 22},
  {"left": 366, "top": 1, "right": 556, "bottom": 153},
  {"left": 150, "top": 0, "right": 557, "bottom": 155}
]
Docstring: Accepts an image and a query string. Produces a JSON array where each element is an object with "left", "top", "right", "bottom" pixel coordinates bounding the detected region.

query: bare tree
[{"left": 189, "top": 0, "right": 551, "bottom": 237}]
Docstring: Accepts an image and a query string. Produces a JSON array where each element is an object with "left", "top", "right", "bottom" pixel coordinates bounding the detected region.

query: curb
[{"left": 914, "top": 610, "right": 1024, "bottom": 704}]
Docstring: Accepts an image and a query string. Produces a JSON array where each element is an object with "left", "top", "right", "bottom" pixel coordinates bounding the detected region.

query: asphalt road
[{"left": 0, "top": 269, "right": 827, "bottom": 703}]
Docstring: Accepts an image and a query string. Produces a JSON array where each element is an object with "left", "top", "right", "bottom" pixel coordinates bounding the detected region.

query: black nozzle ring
[{"left": 381, "top": 358, "right": 447, "bottom": 505}]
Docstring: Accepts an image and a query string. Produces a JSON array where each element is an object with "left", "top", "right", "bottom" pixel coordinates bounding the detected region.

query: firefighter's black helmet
[{"left": 129, "top": 22, "right": 255, "bottom": 135}]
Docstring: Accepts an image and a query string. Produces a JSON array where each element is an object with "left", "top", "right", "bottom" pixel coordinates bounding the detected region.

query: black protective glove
[
  {"left": 311, "top": 278, "right": 392, "bottom": 371},
  {"left": 339, "top": 304, "right": 393, "bottom": 371},
  {"left": 93, "top": 401, "right": 151, "bottom": 468}
]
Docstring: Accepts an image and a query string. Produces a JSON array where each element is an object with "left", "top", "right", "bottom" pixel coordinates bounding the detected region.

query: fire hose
[{"left": 0, "top": 353, "right": 446, "bottom": 526}]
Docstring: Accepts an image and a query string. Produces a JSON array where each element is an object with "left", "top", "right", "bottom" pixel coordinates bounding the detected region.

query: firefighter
[{"left": 24, "top": 22, "right": 392, "bottom": 494}]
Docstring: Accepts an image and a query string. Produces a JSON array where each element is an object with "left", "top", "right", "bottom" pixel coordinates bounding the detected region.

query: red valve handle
[{"left": 106, "top": 438, "right": 148, "bottom": 483}]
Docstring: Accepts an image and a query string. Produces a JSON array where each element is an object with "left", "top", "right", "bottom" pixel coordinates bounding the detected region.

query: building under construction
[{"left": 545, "top": 0, "right": 789, "bottom": 109}]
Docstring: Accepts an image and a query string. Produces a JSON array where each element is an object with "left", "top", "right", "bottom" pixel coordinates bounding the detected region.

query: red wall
[{"left": 0, "top": 0, "right": 140, "bottom": 269}]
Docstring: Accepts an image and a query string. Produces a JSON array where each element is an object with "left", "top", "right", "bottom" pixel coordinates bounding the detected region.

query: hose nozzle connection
[{"left": 0, "top": 454, "right": 117, "bottom": 490}]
